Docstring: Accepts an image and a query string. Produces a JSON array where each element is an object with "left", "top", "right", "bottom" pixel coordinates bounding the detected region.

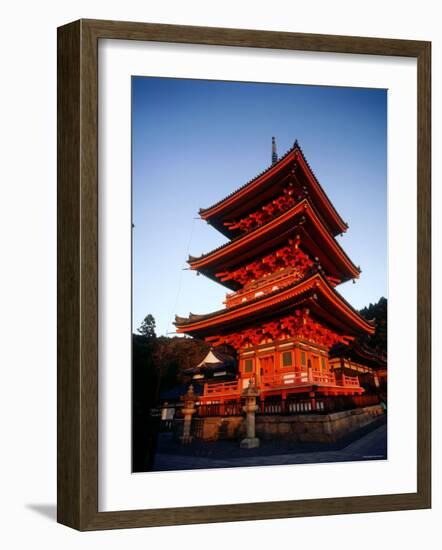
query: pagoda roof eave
[
  {"left": 189, "top": 198, "right": 360, "bottom": 285},
  {"left": 199, "top": 142, "right": 347, "bottom": 236},
  {"left": 330, "top": 341, "right": 387, "bottom": 366},
  {"left": 175, "top": 272, "right": 374, "bottom": 338}
]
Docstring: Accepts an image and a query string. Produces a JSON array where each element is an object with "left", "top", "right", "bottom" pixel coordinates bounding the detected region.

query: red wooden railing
[
  {"left": 257, "top": 394, "right": 380, "bottom": 416},
  {"left": 261, "top": 371, "right": 339, "bottom": 387},
  {"left": 224, "top": 269, "right": 304, "bottom": 308},
  {"left": 153, "top": 393, "right": 382, "bottom": 423},
  {"left": 312, "top": 372, "right": 337, "bottom": 385},
  {"left": 261, "top": 371, "right": 309, "bottom": 388},
  {"left": 202, "top": 371, "right": 361, "bottom": 398},
  {"left": 196, "top": 402, "right": 243, "bottom": 417},
  {"left": 339, "top": 374, "right": 360, "bottom": 387},
  {"left": 204, "top": 380, "right": 241, "bottom": 397}
]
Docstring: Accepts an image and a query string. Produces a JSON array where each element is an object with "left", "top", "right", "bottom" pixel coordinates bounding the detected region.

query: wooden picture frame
[{"left": 57, "top": 19, "right": 431, "bottom": 530}]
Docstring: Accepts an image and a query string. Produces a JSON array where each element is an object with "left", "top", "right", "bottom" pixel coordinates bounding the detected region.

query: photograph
[{"left": 131, "top": 77, "right": 388, "bottom": 473}]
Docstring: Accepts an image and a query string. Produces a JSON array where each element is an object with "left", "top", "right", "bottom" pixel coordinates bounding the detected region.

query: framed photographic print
[{"left": 57, "top": 19, "right": 431, "bottom": 530}]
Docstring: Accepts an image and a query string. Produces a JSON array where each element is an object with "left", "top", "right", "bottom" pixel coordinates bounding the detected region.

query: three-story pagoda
[{"left": 175, "top": 139, "right": 375, "bottom": 406}]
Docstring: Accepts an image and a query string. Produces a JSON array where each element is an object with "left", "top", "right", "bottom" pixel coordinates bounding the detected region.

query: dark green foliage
[
  {"left": 132, "top": 313, "right": 209, "bottom": 471},
  {"left": 132, "top": 333, "right": 158, "bottom": 471},
  {"left": 359, "top": 296, "right": 387, "bottom": 353},
  {"left": 155, "top": 335, "right": 210, "bottom": 386},
  {"left": 137, "top": 313, "right": 157, "bottom": 339}
]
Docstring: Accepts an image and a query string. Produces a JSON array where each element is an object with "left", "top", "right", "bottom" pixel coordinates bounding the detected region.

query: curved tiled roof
[
  {"left": 175, "top": 266, "right": 320, "bottom": 326},
  {"left": 199, "top": 141, "right": 298, "bottom": 215},
  {"left": 295, "top": 141, "right": 348, "bottom": 229},
  {"left": 189, "top": 198, "right": 360, "bottom": 284},
  {"left": 330, "top": 341, "right": 387, "bottom": 367},
  {"left": 175, "top": 271, "right": 374, "bottom": 336}
]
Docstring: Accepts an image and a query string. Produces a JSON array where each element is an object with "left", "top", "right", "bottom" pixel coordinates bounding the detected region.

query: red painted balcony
[
  {"left": 200, "top": 371, "right": 362, "bottom": 402},
  {"left": 203, "top": 380, "right": 242, "bottom": 398},
  {"left": 339, "top": 374, "right": 360, "bottom": 387},
  {"left": 223, "top": 268, "right": 305, "bottom": 309}
]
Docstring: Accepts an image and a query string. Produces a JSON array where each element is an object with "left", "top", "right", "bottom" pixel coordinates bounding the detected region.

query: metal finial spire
[{"left": 271, "top": 136, "right": 278, "bottom": 164}]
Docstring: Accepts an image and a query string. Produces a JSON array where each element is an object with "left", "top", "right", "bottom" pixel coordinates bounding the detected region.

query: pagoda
[{"left": 175, "top": 139, "right": 375, "bottom": 407}]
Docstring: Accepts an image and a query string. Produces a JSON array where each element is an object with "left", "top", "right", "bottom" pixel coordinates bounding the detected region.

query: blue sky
[{"left": 132, "top": 77, "right": 387, "bottom": 336}]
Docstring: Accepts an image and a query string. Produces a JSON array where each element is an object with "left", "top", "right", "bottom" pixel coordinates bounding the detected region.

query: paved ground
[{"left": 150, "top": 416, "right": 387, "bottom": 471}]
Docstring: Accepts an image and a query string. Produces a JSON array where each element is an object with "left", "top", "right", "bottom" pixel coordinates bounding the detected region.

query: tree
[
  {"left": 131, "top": 330, "right": 209, "bottom": 471},
  {"left": 137, "top": 314, "right": 157, "bottom": 340},
  {"left": 359, "top": 296, "right": 387, "bottom": 353}
]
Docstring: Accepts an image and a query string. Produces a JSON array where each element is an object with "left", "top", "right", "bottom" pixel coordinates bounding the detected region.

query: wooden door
[
  {"left": 259, "top": 355, "right": 275, "bottom": 379},
  {"left": 312, "top": 355, "right": 320, "bottom": 372}
]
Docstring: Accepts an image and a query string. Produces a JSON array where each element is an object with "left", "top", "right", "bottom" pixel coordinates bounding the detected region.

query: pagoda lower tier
[
  {"left": 175, "top": 272, "right": 374, "bottom": 404},
  {"left": 200, "top": 336, "right": 364, "bottom": 404}
]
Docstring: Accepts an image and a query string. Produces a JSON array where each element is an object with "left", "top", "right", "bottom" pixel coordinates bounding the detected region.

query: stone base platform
[
  {"left": 240, "top": 437, "right": 260, "bottom": 449},
  {"left": 256, "top": 404, "right": 385, "bottom": 444},
  {"left": 187, "top": 405, "right": 384, "bottom": 444}
]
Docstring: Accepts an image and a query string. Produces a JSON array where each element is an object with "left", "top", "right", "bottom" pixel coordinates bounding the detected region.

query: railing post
[
  {"left": 282, "top": 392, "right": 287, "bottom": 414},
  {"left": 309, "top": 391, "right": 316, "bottom": 412}
]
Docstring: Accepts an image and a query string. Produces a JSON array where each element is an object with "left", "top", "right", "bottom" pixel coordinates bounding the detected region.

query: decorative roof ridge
[
  {"left": 199, "top": 142, "right": 297, "bottom": 216},
  {"left": 294, "top": 141, "right": 348, "bottom": 231}
]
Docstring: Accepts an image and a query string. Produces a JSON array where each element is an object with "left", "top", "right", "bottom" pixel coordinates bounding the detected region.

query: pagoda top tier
[{"left": 199, "top": 140, "right": 348, "bottom": 238}]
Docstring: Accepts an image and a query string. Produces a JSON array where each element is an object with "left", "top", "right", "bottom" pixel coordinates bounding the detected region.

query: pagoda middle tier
[{"left": 188, "top": 197, "right": 360, "bottom": 296}]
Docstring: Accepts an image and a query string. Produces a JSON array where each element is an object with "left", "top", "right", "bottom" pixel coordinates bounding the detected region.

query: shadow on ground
[
  {"left": 147, "top": 415, "right": 387, "bottom": 472},
  {"left": 26, "top": 504, "right": 57, "bottom": 521}
]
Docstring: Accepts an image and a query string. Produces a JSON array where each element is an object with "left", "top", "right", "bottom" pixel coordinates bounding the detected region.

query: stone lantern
[
  {"left": 180, "top": 384, "right": 197, "bottom": 444},
  {"left": 240, "top": 378, "right": 260, "bottom": 449}
]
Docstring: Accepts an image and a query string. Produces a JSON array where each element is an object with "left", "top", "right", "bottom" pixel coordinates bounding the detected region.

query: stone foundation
[
  {"left": 194, "top": 416, "right": 244, "bottom": 441},
  {"left": 256, "top": 404, "right": 384, "bottom": 443},
  {"left": 187, "top": 405, "right": 384, "bottom": 443}
]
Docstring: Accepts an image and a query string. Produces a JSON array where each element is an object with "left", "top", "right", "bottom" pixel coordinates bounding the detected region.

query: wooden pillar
[
  {"left": 309, "top": 391, "right": 316, "bottom": 412},
  {"left": 260, "top": 395, "right": 265, "bottom": 414},
  {"left": 373, "top": 373, "right": 380, "bottom": 388},
  {"left": 307, "top": 359, "right": 314, "bottom": 382}
]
